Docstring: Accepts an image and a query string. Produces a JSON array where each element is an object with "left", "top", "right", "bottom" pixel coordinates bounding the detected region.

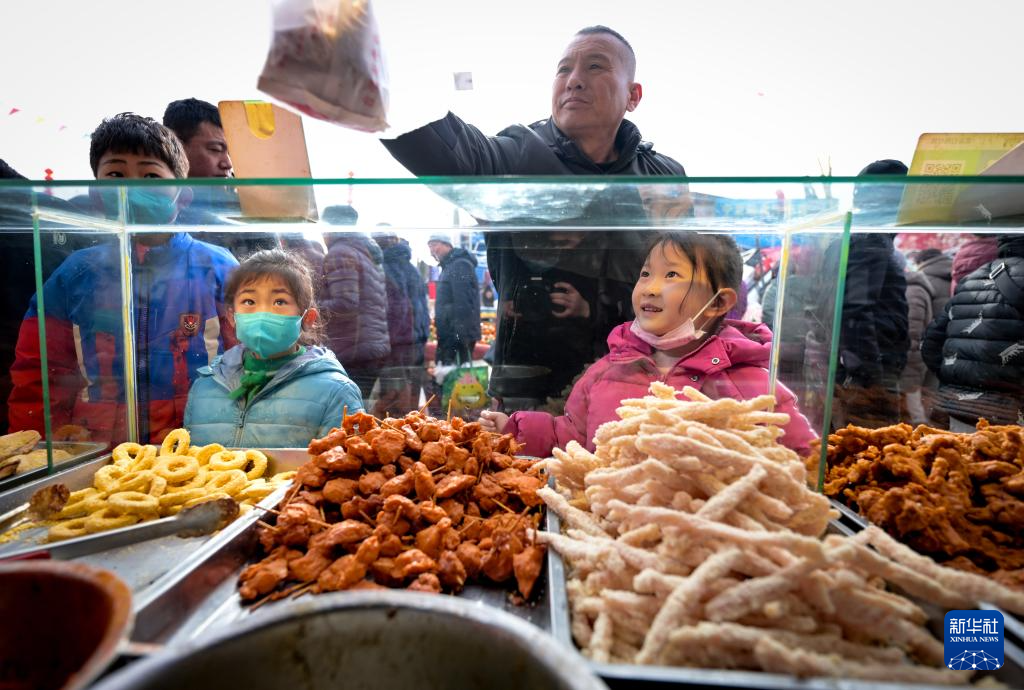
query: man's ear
[{"left": 626, "top": 83, "right": 642, "bottom": 112}]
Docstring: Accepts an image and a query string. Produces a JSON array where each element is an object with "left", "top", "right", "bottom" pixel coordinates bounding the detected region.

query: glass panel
[
  {"left": 1, "top": 174, "right": 1021, "bottom": 495},
  {"left": 0, "top": 184, "right": 122, "bottom": 489}
]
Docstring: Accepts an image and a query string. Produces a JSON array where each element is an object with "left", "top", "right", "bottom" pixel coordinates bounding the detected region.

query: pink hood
[{"left": 506, "top": 319, "right": 816, "bottom": 458}]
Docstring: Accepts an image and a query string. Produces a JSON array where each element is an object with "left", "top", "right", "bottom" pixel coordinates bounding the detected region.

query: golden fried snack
[
  {"left": 153, "top": 455, "right": 200, "bottom": 484},
  {"left": 817, "top": 419, "right": 1024, "bottom": 588},
  {"left": 238, "top": 409, "right": 544, "bottom": 605},
  {"left": 31, "top": 429, "right": 283, "bottom": 542},
  {"left": 160, "top": 428, "right": 191, "bottom": 457}
]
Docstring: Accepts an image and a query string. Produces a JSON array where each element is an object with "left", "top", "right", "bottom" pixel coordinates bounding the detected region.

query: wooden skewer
[
  {"left": 257, "top": 520, "right": 279, "bottom": 532},
  {"left": 491, "top": 498, "right": 517, "bottom": 515},
  {"left": 446, "top": 395, "right": 454, "bottom": 423},
  {"left": 417, "top": 395, "right": 436, "bottom": 416}
]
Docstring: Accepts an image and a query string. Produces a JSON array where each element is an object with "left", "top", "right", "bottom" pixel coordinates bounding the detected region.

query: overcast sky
[{"left": 2, "top": 0, "right": 1023, "bottom": 226}]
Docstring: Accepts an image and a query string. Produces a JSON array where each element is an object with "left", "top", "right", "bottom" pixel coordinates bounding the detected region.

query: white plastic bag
[{"left": 258, "top": 0, "right": 389, "bottom": 132}]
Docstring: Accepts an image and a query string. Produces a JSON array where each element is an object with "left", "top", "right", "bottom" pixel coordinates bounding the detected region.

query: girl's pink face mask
[{"left": 630, "top": 290, "right": 721, "bottom": 350}]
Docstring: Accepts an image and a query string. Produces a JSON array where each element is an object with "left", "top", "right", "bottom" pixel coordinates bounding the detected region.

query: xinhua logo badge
[{"left": 944, "top": 610, "right": 1004, "bottom": 671}]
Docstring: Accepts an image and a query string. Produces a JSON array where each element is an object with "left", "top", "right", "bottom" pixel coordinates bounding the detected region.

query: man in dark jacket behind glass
[
  {"left": 923, "top": 234, "right": 1024, "bottom": 429},
  {"left": 429, "top": 234, "right": 480, "bottom": 366},
  {"left": 820, "top": 160, "right": 910, "bottom": 429},
  {"left": 382, "top": 25, "right": 684, "bottom": 411}
]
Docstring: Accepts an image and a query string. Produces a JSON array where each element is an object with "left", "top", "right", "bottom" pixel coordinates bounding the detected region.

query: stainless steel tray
[
  {"left": 828, "top": 497, "right": 1024, "bottom": 648},
  {"left": 129, "top": 470, "right": 550, "bottom": 645},
  {"left": 0, "top": 440, "right": 108, "bottom": 492},
  {"left": 545, "top": 509, "right": 1024, "bottom": 689},
  {"left": 0, "top": 448, "right": 309, "bottom": 599}
]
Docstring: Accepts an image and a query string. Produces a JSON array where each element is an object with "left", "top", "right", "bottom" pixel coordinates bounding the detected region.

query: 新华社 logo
[{"left": 944, "top": 610, "right": 1004, "bottom": 671}]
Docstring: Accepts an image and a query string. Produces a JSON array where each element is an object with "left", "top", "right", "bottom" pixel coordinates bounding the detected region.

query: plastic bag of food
[{"left": 258, "top": 0, "right": 389, "bottom": 132}]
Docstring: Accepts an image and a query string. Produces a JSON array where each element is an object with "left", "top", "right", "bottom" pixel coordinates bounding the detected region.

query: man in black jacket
[
  {"left": 922, "top": 234, "right": 1024, "bottom": 428},
  {"left": 383, "top": 25, "right": 684, "bottom": 410},
  {"left": 429, "top": 234, "right": 480, "bottom": 365}
]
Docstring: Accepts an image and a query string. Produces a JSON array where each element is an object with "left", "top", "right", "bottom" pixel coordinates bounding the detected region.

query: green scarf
[{"left": 229, "top": 347, "right": 305, "bottom": 404}]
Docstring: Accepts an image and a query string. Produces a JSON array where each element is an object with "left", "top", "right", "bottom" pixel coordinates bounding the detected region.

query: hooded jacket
[
  {"left": 382, "top": 112, "right": 684, "bottom": 176},
  {"left": 184, "top": 345, "right": 364, "bottom": 448},
  {"left": 321, "top": 233, "right": 391, "bottom": 366},
  {"left": 506, "top": 320, "right": 816, "bottom": 458},
  {"left": 951, "top": 236, "right": 999, "bottom": 293},
  {"left": 435, "top": 246, "right": 481, "bottom": 363},
  {"left": 922, "top": 236, "right": 1024, "bottom": 424},
  {"left": 900, "top": 253, "right": 952, "bottom": 389}
]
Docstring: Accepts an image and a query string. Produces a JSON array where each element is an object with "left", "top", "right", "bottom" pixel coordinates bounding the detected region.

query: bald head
[{"left": 575, "top": 25, "right": 636, "bottom": 80}]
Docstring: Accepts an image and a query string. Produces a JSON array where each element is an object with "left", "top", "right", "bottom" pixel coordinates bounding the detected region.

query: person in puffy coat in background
[
  {"left": 900, "top": 248, "right": 952, "bottom": 425},
  {"left": 185, "top": 250, "right": 363, "bottom": 448},
  {"left": 319, "top": 205, "right": 390, "bottom": 403},
  {"left": 373, "top": 229, "right": 431, "bottom": 415},
  {"left": 428, "top": 233, "right": 481, "bottom": 365},
  {"left": 951, "top": 234, "right": 999, "bottom": 293},
  {"left": 922, "top": 235, "right": 1024, "bottom": 429}
]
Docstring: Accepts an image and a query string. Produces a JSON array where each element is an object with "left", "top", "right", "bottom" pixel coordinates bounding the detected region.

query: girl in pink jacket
[{"left": 479, "top": 232, "right": 816, "bottom": 457}]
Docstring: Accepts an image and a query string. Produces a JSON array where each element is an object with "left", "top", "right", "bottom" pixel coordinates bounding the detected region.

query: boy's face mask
[
  {"left": 98, "top": 188, "right": 180, "bottom": 225},
  {"left": 234, "top": 311, "right": 306, "bottom": 358}
]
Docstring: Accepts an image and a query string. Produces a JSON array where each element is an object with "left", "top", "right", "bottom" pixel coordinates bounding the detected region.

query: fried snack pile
[
  {"left": 538, "top": 382, "right": 1024, "bottom": 685},
  {"left": 39, "top": 429, "right": 292, "bottom": 541},
  {"left": 238, "top": 410, "right": 546, "bottom": 603},
  {"left": 817, "top": 420, "right": 1024, "bottom": 590}
]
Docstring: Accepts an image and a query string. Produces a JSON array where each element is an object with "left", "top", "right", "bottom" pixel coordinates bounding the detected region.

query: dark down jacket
[
  {"left": 922, "top": 236, "right": 1024, "bottom": 423},
  {"left": 321, "top": 233, "right": 390, "bottom": 366}
]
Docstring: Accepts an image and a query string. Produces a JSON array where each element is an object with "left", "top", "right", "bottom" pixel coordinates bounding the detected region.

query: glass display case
[
  {"left": 1, "top": 174, "right": 1021, "bottom": 488},
  {"left": 2, "top": 175, "right": 1023, "bottom": 689}
]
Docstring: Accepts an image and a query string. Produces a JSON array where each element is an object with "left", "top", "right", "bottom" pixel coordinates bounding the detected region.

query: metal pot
[{"left": 93, "top": 591, "right": 607, "bottom": 690}]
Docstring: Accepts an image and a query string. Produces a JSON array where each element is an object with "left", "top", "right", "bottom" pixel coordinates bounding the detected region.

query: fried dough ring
[
  {"left": 108, "top": 491, "right": 159, "bottom": 517},
  {"left": 147, "top": 475, "right": 168, "bottom": 497},
  {"left": 112, "top": 442, "right": 145, "bottom": 467},
  {"left": 183, "top": 491, "right": 232, "bottom": 509},
  {"left": 270, "top": 470, "right": 297, "bottom": 484},
  {"left": 154, "top": 455, "right": 199, "bottom": 484},
  {"left": 159, "top": 428, "right": 190, "bottom": 457},
  {"left": 191, "top": 443, "right": 225, "bottom": 466},
  {"left": 208, "top": 450, "right": 248, "bottom": 472},
  {"left": 47, "top": 517, "right": 90, "bottom": 542},
  {"left": 158, "top": 488, "right": 206, "bottom": 509},
  {"left": 56, "top": 488, "right": 106, "bottom": 519},
  {"left": 243, "top": 450, "right": 269, "bottom": 480},
  {"left": 85, "top": 507, "right": 140, "bottom": 533},
  {"left": 129, "top": 445, "right": 158, "bottom": 471},
  {"left": 204, "top": 469, "right": 247, "bottom": 497},
  {"left": 94, "top": 464, "right": 128, "bottom": 493},
  {"left": 235, "top": 478, "right": 274, "bottom": 503},
  {"left": 115, "top": 469, "right": 157, "bottom": 494},
  {"left": 167, "top": 467, "right": 209, "bottom": 492}
]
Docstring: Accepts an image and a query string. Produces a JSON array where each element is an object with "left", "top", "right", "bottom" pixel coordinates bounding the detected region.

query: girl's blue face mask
[
  {"left": 98, "top": 188, "right": 180, "bottom": 225},
  {"left": 234, "top": 311, "right": 305, "bottom": 358}
]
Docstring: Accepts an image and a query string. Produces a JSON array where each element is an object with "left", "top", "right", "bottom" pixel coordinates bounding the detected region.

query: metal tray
[
  {"left": 0, "top": 448, "right": 308, "bottom": 598},
  {"left": 127, "top": 469, "right": 550, "bottom": 645},
  {"left": 545, "top": 509, "right": 1024, "bottom": 689},
  {"left": 0, "top": 440, "right": 108, "bottom": 492},
  {"left": 828, "top": 497, "right": 1024, "bottom": 648}
]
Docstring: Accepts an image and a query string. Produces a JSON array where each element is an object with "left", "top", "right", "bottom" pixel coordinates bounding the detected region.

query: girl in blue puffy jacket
[{"left": 184, "top": 250, "right": 364, "bottom": 448}]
